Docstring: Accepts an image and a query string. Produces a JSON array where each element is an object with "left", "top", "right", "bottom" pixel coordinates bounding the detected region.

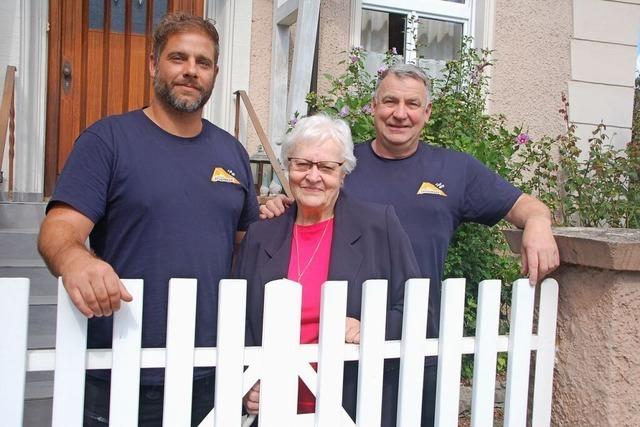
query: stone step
[
  {"left": 28, "top": 304, "right": 57, "bottom": 349},
  {"left": 0, "top": 266, "right": 57, "bottom": 298},
  {"left": 23, "top": 398, "right": 53, "bottom": 427},
  {"left": 0, "top": 229, "right": 42, "bottom": 265},
  {"left": 0, "top": 201, "right": 46, "bottom": 230}
]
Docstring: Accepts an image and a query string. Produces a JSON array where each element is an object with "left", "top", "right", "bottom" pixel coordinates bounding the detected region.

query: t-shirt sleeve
[
  {"left": 460, "top": 154, "right": 522, "bottom": 226},
  {"left": 47, "top": 128, "right": 114, "bottom": 224},
  {"left": 236, "top": 151, "right": 260, "bottom": 231}
]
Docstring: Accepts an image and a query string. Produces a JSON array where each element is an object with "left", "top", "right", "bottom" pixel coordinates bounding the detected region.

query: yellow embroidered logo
[
  {"left": 211, "top": 167, "right": 240, "bottom": 185},
  {"left": 417, "top": 181, "right": 447, "bottom": 197}
]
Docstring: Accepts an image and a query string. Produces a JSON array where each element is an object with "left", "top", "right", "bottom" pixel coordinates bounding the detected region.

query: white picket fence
[{"left": 0, "top": 276, "right": 559, "bottom": 426}]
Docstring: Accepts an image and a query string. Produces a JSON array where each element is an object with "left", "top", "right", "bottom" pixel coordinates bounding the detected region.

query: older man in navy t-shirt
[{"left": 261, "top": 63, "right": 559, "bottom": 426}]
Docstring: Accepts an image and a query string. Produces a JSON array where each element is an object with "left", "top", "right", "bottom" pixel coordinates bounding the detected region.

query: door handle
[{"left": 62, "top": 60, "right": 72, "bottom": 93}]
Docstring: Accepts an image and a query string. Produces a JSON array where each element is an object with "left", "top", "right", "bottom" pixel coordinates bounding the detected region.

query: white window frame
[{"left": 351, "top": 0, "right": 496, "bottom": 52}]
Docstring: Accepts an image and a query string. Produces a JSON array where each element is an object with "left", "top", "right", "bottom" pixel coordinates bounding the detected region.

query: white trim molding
[
  {"left": 16, "top": 0, "right": 48, "bottom": 195},
  {"left": 204, "top": 0, "right": 253, "bottom": 140}
]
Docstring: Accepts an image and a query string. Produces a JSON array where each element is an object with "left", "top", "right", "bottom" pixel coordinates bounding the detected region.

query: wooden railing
[
  {"left": 0, "top": 65, "right": 17, "bottom": 199},
  {"left": 234, "top": 90, "right": 292, "bottom": 197}
]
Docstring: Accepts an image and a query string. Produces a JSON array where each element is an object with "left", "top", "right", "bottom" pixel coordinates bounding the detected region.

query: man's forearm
[
  {"left": 505, "top": 194, "right": 552, "bottom": 229},
  {"left": 38, "top": 218, "right": 92, "bottom": 277}
]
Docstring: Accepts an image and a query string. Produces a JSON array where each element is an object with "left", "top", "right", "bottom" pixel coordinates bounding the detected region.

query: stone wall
[{"left": 505, "top": 227, "right": 640, "bottom": 426}]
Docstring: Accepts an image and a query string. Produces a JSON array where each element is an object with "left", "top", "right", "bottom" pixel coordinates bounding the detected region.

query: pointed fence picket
[{"left": 0, "top": 276, "right": 559, "bottom": 426}]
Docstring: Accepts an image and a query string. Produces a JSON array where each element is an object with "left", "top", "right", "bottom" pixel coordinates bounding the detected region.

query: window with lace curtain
[{"left": 360, "top": 0, "right": 480, "bottom": 81}]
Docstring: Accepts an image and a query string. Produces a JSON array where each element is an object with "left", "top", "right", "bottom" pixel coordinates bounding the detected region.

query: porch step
[
  {"left": 0, "top": 230, "right": 43, "bottom": 265},
  {"left": 0, "top": 266, "right": 57, "bottom": 298},
  {"left": 28, "top": 303, "right": 57, "bottom": 349},
  {"left": 0, "top": 200, "right": 46, "bottom": 230}
]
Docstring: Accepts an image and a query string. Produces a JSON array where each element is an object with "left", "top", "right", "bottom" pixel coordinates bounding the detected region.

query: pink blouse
[{"left": 287, "top": 217, "right": 334, "bottom": 413}]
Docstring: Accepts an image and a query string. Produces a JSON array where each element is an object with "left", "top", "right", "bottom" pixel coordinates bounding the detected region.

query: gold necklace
[{"left": 294, "top": 219, "right": 330, "bottom": 282}]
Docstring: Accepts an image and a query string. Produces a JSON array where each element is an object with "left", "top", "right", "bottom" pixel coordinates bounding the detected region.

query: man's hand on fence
[
  {"left": 520, "top": 215, "right": 559, "bottom": 285},
  {"left": 259, "top": 194, "right": 294, "bottom": 219},
  {"left": 61, "top": 252, "right": 132, "bottom": 318},
  {"left": 345, "top": 317, "right": 361, "bottom": 344},
  {"left": 244, "top": 381, "right": 260, "bottom": 415},
  {"left": 37, "top": 204, "right": 133, "bottom": 318}
]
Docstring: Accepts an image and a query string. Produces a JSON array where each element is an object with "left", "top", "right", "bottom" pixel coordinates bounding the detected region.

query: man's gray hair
[
  {"left": 280, "top": 114, "right": 357, "bottom": 175},
  {"left": 373, "top": 63, "right": 432, "bottom": 104}
]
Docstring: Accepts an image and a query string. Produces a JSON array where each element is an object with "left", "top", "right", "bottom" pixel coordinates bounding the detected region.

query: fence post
[
  {"left": 315, "top": 280, "right": 348, "bottom": 427},
  {"left": 355, "top": 279, "right": 388, "bottom": 426},
  {"left": 434, "top": 278, "right": 466, "bottom": 426},
  {"left": 214, "top": 279, "right": 248, "bottom": 427},
  {"left": 52, "top": 278, "right": 88, "bottom": 427},
  {"left": 470, "top": 279, "right": 501, "bottom": 426},
  {"left": 397, "top": 278, "right": 430, "bottom": 427},
  {"left": 0, "top": 277, "right": 30, "bottom": 427},
  {"left": 531, "top": 278, "right": 559, "bottom": 426},
  {"left": 163, "top": 278, "right": 198, "bottom": 426},
  {"left": 109, "top": 279, "right": 144, "bottom": 426},
  {"left": 504, "top": 279, "right": 536, "bottom": 427},
  {"left": 259, "top": 279, "right": 302, "bottom": 426}
]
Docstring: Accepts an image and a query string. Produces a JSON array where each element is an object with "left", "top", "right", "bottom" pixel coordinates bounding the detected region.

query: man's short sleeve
[
  {"left": 48, "top": 128, "right": 114, "bottom": 224},
  {"left": 461, "top": 154, "right": 522, "bottom": 226},
  {"left": 236, "top": 152, "right": 260, "bottom": 231}
]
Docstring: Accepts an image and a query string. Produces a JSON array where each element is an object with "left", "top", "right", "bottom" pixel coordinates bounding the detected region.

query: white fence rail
[{"left": 0, "top": 276, "right": 559, "bottom": 426}]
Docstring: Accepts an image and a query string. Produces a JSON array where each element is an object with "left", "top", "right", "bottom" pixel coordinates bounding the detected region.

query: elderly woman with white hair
[{"left": 235, "top": 114, "right": 419, "bottom": 425}]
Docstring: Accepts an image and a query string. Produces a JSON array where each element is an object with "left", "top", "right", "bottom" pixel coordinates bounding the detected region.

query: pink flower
[
  {"left": 377, "top": 65, "right": 388, "bottom": 75},
  {"left": 516, "top": 132, "right": 530, "bottom": 145},
  {"left": 339, "top": 106, "right": 350, "bottom": 117},
  {"left": 390, "top": 47, "right": 398, "bottom": 55},
  {"left": 349, "top": 54, "right": 358, "bottom": 63},
  {"left": 289, "top": 116, "right": 298, "bottom": 127},
  {"left": 361, "top": 104, "right": 372, "bottom": 114}
]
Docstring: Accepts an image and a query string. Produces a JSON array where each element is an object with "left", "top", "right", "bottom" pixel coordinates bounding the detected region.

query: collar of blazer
[{"left": 261, "top": 191, "right": 365, "bottom": 283}]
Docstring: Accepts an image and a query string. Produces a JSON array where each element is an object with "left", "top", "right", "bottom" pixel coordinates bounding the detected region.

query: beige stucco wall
[
  {"left": 316, "top": 0, "right": 352, "bottom": 96},
  {"left": 247, "top": 0, "right": 354, "bottom": 156},
  {"left": 489, "top": 0, "right": 572, "bottom": 140},
  {"left": 505, "top": 228, "right": 640, "bottom": 426}
]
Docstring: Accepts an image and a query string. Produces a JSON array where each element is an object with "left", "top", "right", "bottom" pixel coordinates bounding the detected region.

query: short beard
[{"left": 153, "top": 74, "right": 213, "bottom": 113}]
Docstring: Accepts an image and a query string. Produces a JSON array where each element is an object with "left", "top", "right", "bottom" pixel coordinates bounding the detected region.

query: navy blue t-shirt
[
  {"left": 49, "top": 110, "right": 259, "bottom": 383},
  {"left": 344, "top": 141, "right": 521, "bottom": 344}
]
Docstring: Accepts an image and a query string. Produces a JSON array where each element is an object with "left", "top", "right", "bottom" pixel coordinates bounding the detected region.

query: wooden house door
[{"left": 44, "top": 0, "right": 204, "bottom": 196}]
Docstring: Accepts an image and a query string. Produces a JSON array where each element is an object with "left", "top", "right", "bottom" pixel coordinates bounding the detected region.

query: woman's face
[{"left": 288, "top": 138, "right": 346, "bottom": 217}]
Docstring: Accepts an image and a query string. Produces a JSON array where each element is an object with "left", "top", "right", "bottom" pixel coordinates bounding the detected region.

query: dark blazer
[{"left": 235, "top": 191, "right": 420, "bottom": 425}]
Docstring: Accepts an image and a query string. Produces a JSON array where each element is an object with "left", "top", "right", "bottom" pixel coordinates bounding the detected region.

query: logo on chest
[
  {"left": 417, "top": 181, "right": 446, "bottom": 197},
  {"left": 211, "top": 167, "right": 240, "bottom": 185}
]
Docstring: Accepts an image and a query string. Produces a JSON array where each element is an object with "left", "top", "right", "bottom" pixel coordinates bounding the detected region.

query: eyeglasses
[{"left": 288, "top": 157, "right": 345, "bottom": 175}]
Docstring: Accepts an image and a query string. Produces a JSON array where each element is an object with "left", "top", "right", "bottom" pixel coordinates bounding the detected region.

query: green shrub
[{"left": 306, "top": 38, "right": 639, "bottom": 378}]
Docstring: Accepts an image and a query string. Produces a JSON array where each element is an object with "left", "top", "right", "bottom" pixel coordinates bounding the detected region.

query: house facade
[{"left": 0, "top": 0, "right": 638, "bottom": 199}]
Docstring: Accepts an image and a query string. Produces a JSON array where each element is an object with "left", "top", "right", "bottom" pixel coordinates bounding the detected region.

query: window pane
[
  {"left": 361, "top": 9, "right": 404, "bottom": 75},
  {"left": 361, "top": 9, "right": 405, "bottom": 55},
  {"left": 131, "top": 1, "right": 148, "bottom": 34},
  {"left": 89, "top": 0, "right": 104, "bottom": 30},
  {"left": 415, "top": 17, "right": 463, "bottom": 79}
]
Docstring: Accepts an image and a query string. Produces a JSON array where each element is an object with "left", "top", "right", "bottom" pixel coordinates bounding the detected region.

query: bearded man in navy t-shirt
[
  {"left": 261, "top": 63, "right": 559, "bottom": 426},
  {"left": 38, "top": 13, "right": 258, "bottom": 426}
]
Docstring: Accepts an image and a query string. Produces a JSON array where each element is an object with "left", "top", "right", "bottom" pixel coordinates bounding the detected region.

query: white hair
[{"left": 280, "top": 114, "right": 357, "bottom": 174}]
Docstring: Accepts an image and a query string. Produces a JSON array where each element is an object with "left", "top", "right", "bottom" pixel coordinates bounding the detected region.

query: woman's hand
[
  {"left": 244, "top": 381, "right": 261, "bottom": 415},
  {"left": 345, "top": 317, "right": 361, "bottom": 344}
]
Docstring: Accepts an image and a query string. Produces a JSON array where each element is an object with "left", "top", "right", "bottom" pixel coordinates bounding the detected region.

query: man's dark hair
[{"left": 152, "top": 12, "right": 220, "bottom": 64}]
